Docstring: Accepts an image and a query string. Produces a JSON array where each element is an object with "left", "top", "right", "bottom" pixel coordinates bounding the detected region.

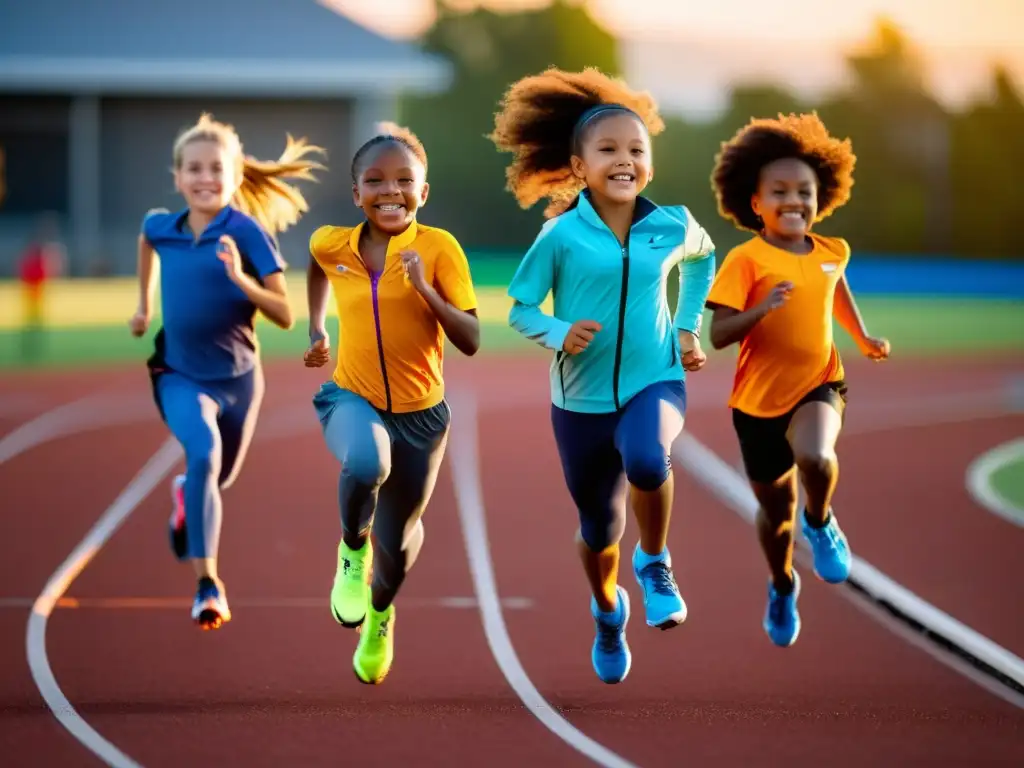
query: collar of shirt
[
  {"left": 164, "top": 206, "right": 234, "bottom": 244},
  {"left": 574, "top": 189, "right": 659, "bottom": 234},
  {"left": 348, "top": 220, "right": 420, "bottom": 266}
]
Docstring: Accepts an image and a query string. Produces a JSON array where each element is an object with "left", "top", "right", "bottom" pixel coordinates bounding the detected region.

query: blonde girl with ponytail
[{"left": 130, "top": 113, "right": 325, "bottom": 631}]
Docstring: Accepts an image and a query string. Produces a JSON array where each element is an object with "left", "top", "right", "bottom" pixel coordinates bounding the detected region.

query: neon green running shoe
[
  {"left": 330, "top": 539, "right": 371, "bottom": 628},
  {"left": 353, "top": 602, "right": 395, "bottom": 685}
]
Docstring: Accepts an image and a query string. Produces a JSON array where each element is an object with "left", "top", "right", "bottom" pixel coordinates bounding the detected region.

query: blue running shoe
[
  {"left": 632, "top": 544, "right": 687, "bottom": 630},
  {"left": 801, "top": 508, "right": 852, "bottom": 584},
  {"left": 763, "top": 571, "right": 801, "bottom": 647},
  {"left": 590, "top": 585, "right": 631, "bottom": 684},
  {"left": 192, "top": 577, "right": 231, "bottom": 631}
]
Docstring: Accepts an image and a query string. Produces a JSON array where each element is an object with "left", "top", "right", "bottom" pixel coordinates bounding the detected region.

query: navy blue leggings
[
  {"left": 551, "top": 380, "right": 686, "bottom": 552},
  {"left": 156, "top": 368, "right": 264, "bottom": 559}
]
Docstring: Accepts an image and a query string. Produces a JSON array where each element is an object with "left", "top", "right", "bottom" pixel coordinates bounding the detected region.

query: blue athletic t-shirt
[{"left": 142, "top": 206, "right": 286, "bottom": 381}]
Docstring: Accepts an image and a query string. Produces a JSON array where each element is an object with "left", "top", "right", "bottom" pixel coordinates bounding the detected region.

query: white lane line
[
  {"left": 674, "top": 431, "right": 1024, "bottom": 706},
  {"left": 9, "top": 390, "right": 532, "bottom": 768},
  {"left": 26, "top": 436, "right": 181, "bottom": 768},
  {"left": 0, "top": 391, "right": 168, "bottom": 768},
  {"left": 448, "top": 390, "right": 639, "bottom": 768},
  {"left": 965, "top": 437, "right": 1024, "bottom": 529},
  {"left": 12, "top": 397, "right": 341, "bottom": 768},
  {"left": 0, "top": 393, "right": 152, "bottom": 465}
]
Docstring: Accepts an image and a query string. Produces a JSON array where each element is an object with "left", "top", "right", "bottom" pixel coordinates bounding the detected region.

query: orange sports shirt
[
  {"left": 309, "top": 221, "right": 478, "bottom": 413},
  {"left": 705, "top": 233, "right": 850, "bottom": 418}
]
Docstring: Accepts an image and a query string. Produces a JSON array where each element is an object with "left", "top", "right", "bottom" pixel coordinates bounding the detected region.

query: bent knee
[
  {"left": 578, "top": 513, "right": 624, "bottom": 553},
  {"left": 794, "top": 448, "right": 837, "bottom": 478},
  {"left": 751, "top": 475, "right": 798, "bottom": 523},
  {"left": 342, "top": 454, "right": 391, "bottom": 489},
  {"left": 624, "top": 449, "right": 671, "bottom": 492}
]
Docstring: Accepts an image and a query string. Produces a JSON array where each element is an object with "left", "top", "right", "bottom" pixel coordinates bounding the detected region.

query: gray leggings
[{"left": 313, "top": 382, "right": 451, "bottom": 608}]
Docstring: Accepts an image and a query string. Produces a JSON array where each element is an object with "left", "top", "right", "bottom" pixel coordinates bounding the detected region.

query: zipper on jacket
[
  {"left": 369, "top": 270, "right": 392, "bottom": 412},
  {"left": 612, "top": 240, "right": 630, "bottom": 410},
  {"left": 556, "top": 350, "right": 567, "bottom": 406}
]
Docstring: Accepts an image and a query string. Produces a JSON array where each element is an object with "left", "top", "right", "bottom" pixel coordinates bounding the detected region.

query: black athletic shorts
[{"left": 731, "top": 381, "right": 848, "bottom": 484}]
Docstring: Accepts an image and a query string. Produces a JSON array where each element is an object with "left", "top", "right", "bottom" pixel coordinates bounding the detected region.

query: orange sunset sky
[{"left": 323, "top": 0, "right": 1024, "bottom": 119}]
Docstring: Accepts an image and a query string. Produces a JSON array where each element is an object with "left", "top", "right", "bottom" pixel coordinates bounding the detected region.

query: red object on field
[
  {"left": 19, "top": 244, "right": 50, "bottom": 286},
  {"left": 18, "top": 240, "right": 64, "bottom": 286}
]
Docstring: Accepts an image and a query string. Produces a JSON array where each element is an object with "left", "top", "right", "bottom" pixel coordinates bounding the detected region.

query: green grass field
[
  {"left": 2, "top": 294, "right": 1023, "bottom": 371},
  {"left": 989, "top": 455, "right": 1024, "bottom": 513}
]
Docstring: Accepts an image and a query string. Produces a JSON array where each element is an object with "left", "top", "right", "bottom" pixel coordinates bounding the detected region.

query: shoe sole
[
  {"left": 331, "top": 601, "right": 366, "bottom": 629},
  {"left": 816, "top": 569, "right": 851, "bottom": 585},
  {"left": 649, "top": 611, "right": 687, "bottom": 630},
  {"left": 196, "top": 609, "right": 229, "bottom": 631},
  {"left": 353, "top": 662, "right": 390, "bottom": 685},
  {"left": 766, "top": 623, "right": 801, "bottom": 647},
  {"left": 193, "top": 604, "right": 231, "bottom": 631}
]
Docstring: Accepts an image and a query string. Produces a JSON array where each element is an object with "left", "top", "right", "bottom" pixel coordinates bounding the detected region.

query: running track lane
[
  {"left": 473, "top": 400, "right": 1024, "bottom": 767},
  {"left": 841, "top": 416, "right": 1024, "bottom": 660},
  {"left": 0, "top": 420, "right": 171, "bottom": 764},
  {"left": 2, "top": 415, "right": 596, "bottom": 766},
  {"left": 3, "top": 354, "right": 1023, "bottom": 765}
]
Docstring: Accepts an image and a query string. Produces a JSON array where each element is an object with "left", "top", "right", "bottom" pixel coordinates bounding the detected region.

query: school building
[{"left": 0, "top": 0, "right": 452, "bottom": 276}]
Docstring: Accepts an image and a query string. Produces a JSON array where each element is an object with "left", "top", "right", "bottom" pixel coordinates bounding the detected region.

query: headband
[{"left": 572, "top": 103, "right": 641, "bottom": 148}]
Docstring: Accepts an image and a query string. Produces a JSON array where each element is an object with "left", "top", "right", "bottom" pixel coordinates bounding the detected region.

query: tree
[
  {"left": 814, "top": 17, "right": 949, "bottom": 253},
  {"left": 949, "top": 65, "right": 1024, "bottom": 257}
]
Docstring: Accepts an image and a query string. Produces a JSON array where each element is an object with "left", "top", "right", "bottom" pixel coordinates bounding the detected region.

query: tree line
[{"left": 400, "top": 1, "right": 1023, "bottom": 261}]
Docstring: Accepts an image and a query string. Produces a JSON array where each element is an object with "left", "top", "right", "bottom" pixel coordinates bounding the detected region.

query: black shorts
[{"left": 731, "top": 381, "right": 848, "bottom": 484}]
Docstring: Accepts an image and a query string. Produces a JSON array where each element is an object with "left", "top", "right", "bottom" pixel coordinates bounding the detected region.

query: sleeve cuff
[{"left": 543, "top": 320, "right": 572, "bottom": 352}]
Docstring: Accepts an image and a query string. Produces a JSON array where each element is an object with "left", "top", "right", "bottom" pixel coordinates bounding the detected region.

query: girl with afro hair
[
  {"left": 490, "top": 67, "right": 717, "bottom": 685},
  {"left": 705, "top": 112, "right": 890, "bottom": 649}
]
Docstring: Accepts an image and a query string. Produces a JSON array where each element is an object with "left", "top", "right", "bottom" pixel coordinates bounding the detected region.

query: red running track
[{"left": 0, "top": 355, "right": 1022, "bottom": 766}]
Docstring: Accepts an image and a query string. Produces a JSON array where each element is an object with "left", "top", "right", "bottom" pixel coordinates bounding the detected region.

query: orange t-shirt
[
  {"left": 309, "top": 221, "right": 478, "bottom": 413},
  {"left": 705, "top": 234, "right": 850, "bottom": 418}
]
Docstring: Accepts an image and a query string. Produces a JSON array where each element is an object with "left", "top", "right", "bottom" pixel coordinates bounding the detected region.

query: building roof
[{"left": 0, "top": 0, "right": 451, "bottom": 96}]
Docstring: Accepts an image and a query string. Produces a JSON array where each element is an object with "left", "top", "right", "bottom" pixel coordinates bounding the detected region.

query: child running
[
  {"left": 489, "top": 68, "right": 717, "bottom": 684},
  {"left": 304, "top": 122, "right": 480, "bottom": 685},
  {"left": 130, "top": 113, "right": 324, "bottom": 630},
  {"left": 705, "top": 112, "right": 890, "bottom": 647}
]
